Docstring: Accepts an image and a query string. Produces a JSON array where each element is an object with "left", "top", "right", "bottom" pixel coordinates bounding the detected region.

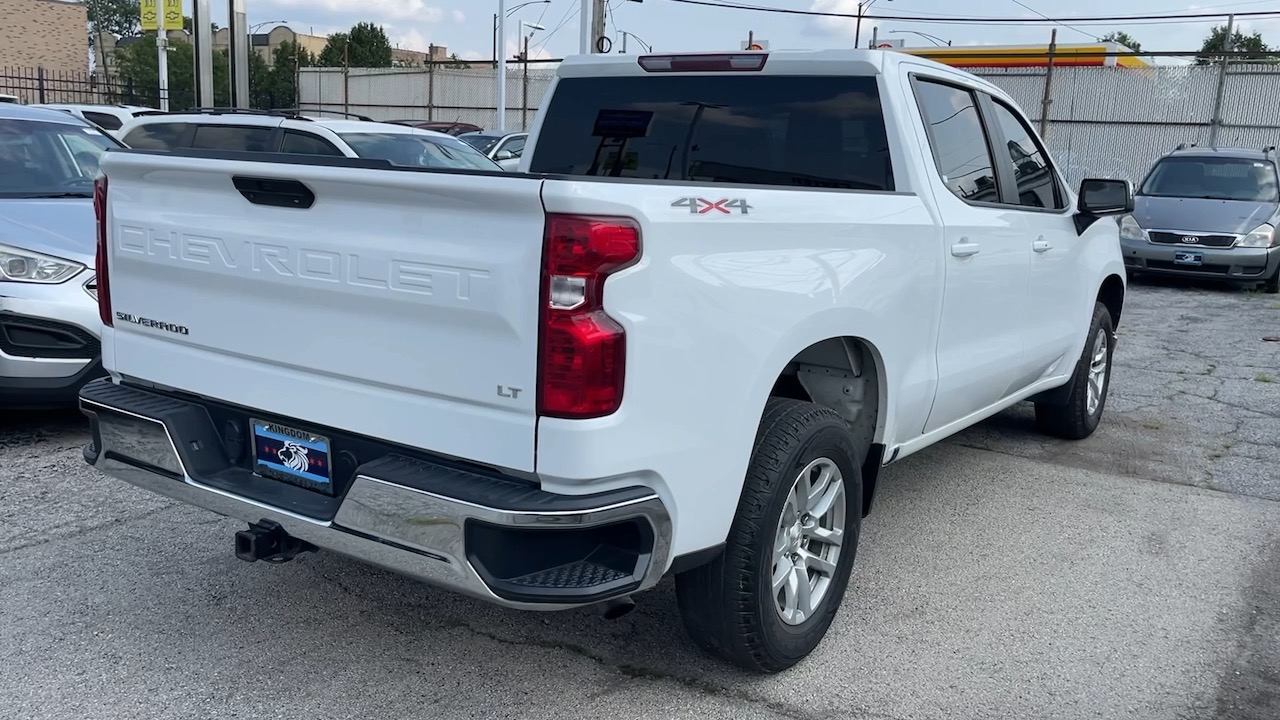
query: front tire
[
  {"left": 1263, "top": 265, "right": 1279, "bottom": 294},
  {"left": 1034, "top": 301, "right": 1115, "bottom": 439},
  {"left": 675, "top": 399, "right": 862, "bottom": 673}
]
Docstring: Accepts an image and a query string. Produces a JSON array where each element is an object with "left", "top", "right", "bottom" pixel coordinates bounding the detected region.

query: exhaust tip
[{"left": 601, "top": 596, "right": 636, "bottom": 620}]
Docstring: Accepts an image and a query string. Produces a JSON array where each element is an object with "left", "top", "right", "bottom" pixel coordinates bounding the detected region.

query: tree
[
  {"left": 1197, "top": 24, "right": 1272, "bottom": 64},
  {"left": 443, "top": 53, "right": 470, "bottom": 70},
  {"left": 1099, "top": 31, "right": 1141, "bottom": 53},
  {"left": 317, "top": 22, "right": 393, "bottom": 68},
  {"left": 114, "top": 37, "right": 231, "bottom": 109},
  {"left": 252, "top": 41, "right": 315, "bottom": 109},
  {"left": 181, "top": 16, "right": 220, "bottom": 34},
  {"left": 85, "top": 0, "right": 140, "bottom": 47}
]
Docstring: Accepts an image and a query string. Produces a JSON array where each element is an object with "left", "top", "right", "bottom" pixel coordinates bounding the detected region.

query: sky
[{"left": 236, "top": 0, "right": 1280, "bottom": 62}]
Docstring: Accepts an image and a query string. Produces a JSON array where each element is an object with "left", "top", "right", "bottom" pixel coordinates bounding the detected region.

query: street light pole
[
  {"left": 889, "top": 29, "right": 951, "bottom": 47},
  {"left": 498, "top": 0, "right": 506, "bottom": 132}
]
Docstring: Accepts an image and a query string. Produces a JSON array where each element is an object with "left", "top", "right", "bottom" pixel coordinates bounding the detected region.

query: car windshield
[
  {"left": 0, "top": 118, "right": 120, "bottom": 198},
  {"left": 339, "top": 132, "right": 501, "bottom": 171},
  {"left": 1139, "top": 156, "right": 1279, "bottom": 202},
  {"left": 459, "top": 134, "right": 502, "bottom": 154}
]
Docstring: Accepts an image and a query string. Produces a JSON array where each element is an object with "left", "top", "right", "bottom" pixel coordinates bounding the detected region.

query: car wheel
[
  {"left": 675, "top": 398, "right": 862, "bottom": 673},
  {"left": 1035, "top": 301, "right": 1115, "bottom": 440},
  {"left": 1263, "top": 265, "right": 1279, "bottom": 294}
]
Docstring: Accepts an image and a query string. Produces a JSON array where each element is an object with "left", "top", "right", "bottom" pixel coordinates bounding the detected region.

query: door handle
[
  {"left": 1033, "top": 237, "right": 1052, "bottom": 253},
  {"left": 951, "top": 241, "right": 981, "bottom": 258}
]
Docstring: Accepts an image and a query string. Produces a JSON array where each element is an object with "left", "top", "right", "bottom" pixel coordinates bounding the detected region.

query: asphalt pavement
[{"left": 2, "top": 278, "right": 1278, "bottom": 720}]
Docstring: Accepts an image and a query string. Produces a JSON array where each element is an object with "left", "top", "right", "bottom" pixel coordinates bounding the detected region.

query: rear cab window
[
  {"left": 528, "top": 75, "right": 894, "bottom": 191},
  {"left": 82, "top": 111, "right": 123, "bottom": 131}
]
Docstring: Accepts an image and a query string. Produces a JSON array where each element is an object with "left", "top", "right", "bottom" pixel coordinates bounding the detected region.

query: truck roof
[{"left": 553, "top": 48, "right": 1008, "bottom": 96}]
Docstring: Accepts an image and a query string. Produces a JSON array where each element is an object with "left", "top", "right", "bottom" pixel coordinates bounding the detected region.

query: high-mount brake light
[
  {"left": 637, "top": 53, "right": 769, "bottom": 73},
  {"left": 93, "top": 175, "right": 112, "bottom": 327},
  {"left": 537, "top": 215, "right": 641, "bottom": 419}
]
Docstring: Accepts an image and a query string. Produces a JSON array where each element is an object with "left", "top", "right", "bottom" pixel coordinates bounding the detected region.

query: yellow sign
[
  {"left": 162, "top": 0, "right": 182, "bottom": 31},
  {"left": 141, "top": 0, "right": 182, "bottom": 31},
  {"left": 140, "top": 0, "right": 158, "bottom": 31}
]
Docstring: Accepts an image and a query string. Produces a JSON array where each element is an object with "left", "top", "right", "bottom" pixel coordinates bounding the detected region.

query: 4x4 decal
[{"left": 671, "top": 197, "right": 753, "bottom": 215}]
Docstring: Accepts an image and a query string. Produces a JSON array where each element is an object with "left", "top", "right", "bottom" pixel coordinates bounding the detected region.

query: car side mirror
[
  {"left": 495, "top": 149, "right": 515, "bottom": 161},
  {"left": 1078, "top": 178, "right": 1133, "bottom": 215},
  {"left": 1075, "top": 178, "right": 1134, "bottom": 234}
]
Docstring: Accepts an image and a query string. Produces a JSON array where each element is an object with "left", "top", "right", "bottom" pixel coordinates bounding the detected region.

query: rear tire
[
  {"left": 675, "top": 398, "right": 862, "bottom": 673},
  {"left": 1035, "top": 301, "right": 1115, "bottom": 440}
]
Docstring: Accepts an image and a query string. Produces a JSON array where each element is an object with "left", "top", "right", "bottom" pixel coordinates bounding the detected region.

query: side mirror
[
  {"left": 495, "top": 149, "right": 515, "bottom": 161},
  {"left": 1078, "top": 178, "right": 1133, "bottom": 215}
]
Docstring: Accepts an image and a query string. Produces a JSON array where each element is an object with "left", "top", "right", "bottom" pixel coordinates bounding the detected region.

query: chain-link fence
[
  {"left": 299, "top": 60, "right": 560, "bottom": 131},
  {"left": 299, "top": 52, "right": 1280, "bottom": 184},
  {"left": 964, "top": 53, "right": 1280, "bottom": 186}
]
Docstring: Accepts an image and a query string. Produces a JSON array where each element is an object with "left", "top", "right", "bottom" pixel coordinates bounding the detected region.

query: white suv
[
  {"left": 115, "top": 109, "right": 502, "bottom": 170},
  {"left": 31, "top": 104, "right": 165, "bottom": 140}
]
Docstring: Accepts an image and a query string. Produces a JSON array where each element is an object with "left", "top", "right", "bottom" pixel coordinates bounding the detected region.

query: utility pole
[
  {"left": 1039, "top": 28, "right": 1057, "bottom": 138},
  {"left": 522, "top": 35, "right": 530, "bottom": 129},
  {"left": 192, "top": 0, "right": 214, "bottom": 106},
  {"left": 228, "top": 0, "right": 249, "bottom": 107},
  {"left": 498, "top": 0, "right": 508, "bottom": 132},
  {"left": 1209, "top": 13, "right": 1235, "bottom": 147},
  {"left": 591, "top": 0, "right": 607, "bottom": 53}
]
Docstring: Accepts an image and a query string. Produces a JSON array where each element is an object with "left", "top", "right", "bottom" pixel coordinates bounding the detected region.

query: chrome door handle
[
  {"left": 951, "top": 241, "right": 981, "bottom": 258},
  {"left": 1033, "top": 237, "right": 1052, "bottom": 253}
]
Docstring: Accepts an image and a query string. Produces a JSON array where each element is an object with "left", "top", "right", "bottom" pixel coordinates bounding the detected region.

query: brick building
[{"left": 0, "top": 0, "right": 88, "bottom": 72}]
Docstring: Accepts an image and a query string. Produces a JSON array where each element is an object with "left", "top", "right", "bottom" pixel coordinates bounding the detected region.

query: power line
[
  {"left": 658, "top": 0, "right": 1280, "bottom": 26},
  {"left": 1007, "top": 0, "right": 1097, "bottom": 41},
  {"left": 535, "top": 1, "right": 580, "bottom": 53}
]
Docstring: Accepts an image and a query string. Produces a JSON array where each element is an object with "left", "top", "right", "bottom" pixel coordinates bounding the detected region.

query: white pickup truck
[{"left": 82, "top": 50, "right": 1130, "bottom": 673}]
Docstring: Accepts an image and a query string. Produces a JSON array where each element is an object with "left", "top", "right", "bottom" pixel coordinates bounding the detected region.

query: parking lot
[{"left": 2, "top": 278, "right": 1278, "bottom": 720}]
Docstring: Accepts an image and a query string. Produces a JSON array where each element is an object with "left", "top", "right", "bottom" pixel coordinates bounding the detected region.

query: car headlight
[
  {"left": 1118, "top": 214, "right": 1148, "bottom": 242},
  {"left": 0, "top": 243, "right": 85, "bottom": 284},
  {"left": 1237, "top": 223, "right": 1278, "bottom": 248}
]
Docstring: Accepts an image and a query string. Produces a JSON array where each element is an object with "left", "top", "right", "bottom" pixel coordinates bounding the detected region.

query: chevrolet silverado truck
[{"left": 81, "top": 50, "right": 1131, "bottom": 673}]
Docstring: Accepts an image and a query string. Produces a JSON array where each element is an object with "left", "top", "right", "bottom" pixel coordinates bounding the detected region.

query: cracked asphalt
[{"left": 2, "top": 278, "right": 1279, "bottom": 720}]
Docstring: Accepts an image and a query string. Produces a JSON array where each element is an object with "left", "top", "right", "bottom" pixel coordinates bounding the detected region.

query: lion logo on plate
[{"left": 277, "top": 441, "right": 310, "bottom": 473}]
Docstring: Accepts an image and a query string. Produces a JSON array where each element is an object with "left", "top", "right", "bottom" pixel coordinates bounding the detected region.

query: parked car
[
  {"left": 458, "top": 130, "right": 527, "bottom": 171},
  {"left": 386, "top": 120, "right": 484, "bottom": 136},
  {"left": 83, "top": 50, "right": 1129, "bottom": 673},
  {"left": 31, "top": 103, "right": 165, "bottom": 140},
  {"left": 0, "top": 104, "right": 120, "bottom": 408},
  {"left": 115, "top": 109, "right": 502, "bottom": 170},
  {"left": 1120, "top": 144, "right": 1280, "bottom": 293},
  {"left": 0, "top": 94, "right": 20, "bottom": 104}
]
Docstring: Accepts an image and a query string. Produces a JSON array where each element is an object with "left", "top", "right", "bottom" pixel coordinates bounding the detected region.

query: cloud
[
  {"left": 504, "top": 37, "right": 551, "bottom": 61},
  {"left": 460, "top": 49, "right": 486, "bottom": 61},
  {"left": 451, "top": 10, "right": 465, "bottom": 24},
  {"left": 264, "top": 0, "right": 444, "bottom": 24},
  {"left": 393, "top": 28, "right": 430, "bottom": 52}
]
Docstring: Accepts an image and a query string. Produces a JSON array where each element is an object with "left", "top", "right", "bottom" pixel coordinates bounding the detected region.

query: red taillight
[
  {"left": 538, "top": 215, "right": 641, "bottom": 419},
  {"left": 93, "top": 175, "right": 112, "bottom": 327},
  {"left": 638, "top": 53, "right": 768, "bottom": 73}
]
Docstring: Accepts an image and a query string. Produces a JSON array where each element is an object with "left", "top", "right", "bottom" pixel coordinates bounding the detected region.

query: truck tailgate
[{"left": 100, "top": 152, "right": 545, "bottom": 472}]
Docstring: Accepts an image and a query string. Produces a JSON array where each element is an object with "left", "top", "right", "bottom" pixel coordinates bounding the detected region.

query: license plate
[
  {"left": 1174, "top": 250, "right": 1203, "bottom": 266},
  {"left": 250, "top": 418, "right": 333, "bottom": 493}
]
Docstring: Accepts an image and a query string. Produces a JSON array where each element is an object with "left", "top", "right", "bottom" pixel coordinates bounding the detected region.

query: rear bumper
[
  {"left": 78, "top": 379, "right": 672, "bottom": 610},
  {"left": 1120, "top": 237, "right": 1280, "bottom": 281}
]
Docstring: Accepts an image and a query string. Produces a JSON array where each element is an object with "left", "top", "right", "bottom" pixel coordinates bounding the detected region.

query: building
[
  {"left": 898, "top": 42, "right": 1152, "bottom": 69},
  {"left": 212, "top": 25, "right": 448, "bottom": 67},
  {"left": 0, "top": 0, "right": 89, "bottom": 72}
]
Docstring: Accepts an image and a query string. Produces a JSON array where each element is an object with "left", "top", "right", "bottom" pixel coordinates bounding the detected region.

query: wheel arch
[
  {"left": 765, "top": 335, "right": 889, "bottom": 518},
  {"left": 1097, "top": 273, "right": 1125, "bottom": 330}
]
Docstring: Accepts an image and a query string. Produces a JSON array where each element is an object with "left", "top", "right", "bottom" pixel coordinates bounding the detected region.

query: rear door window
[
  {"left": 529, "top": 75, "right": 894, "bottom": 191},
  {"left": 121, "top": 122, "right": 188, "bottom": 150},
  {"left": 190, "top": 125, "right": 275, "bottom": 152},
  {"left": 911, "top": 79, "right": 1000, "bottom": 204}
]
